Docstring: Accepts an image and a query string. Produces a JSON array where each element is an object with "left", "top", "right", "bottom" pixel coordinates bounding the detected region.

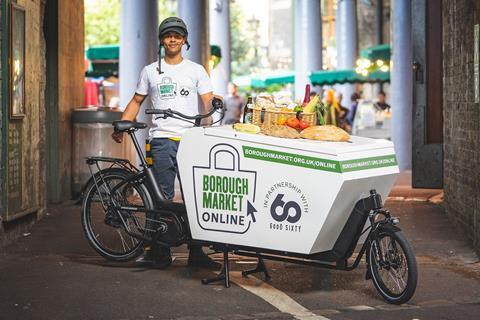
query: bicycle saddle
[{"left": 113, "top": 120, "right": 148, "bottom": 132}]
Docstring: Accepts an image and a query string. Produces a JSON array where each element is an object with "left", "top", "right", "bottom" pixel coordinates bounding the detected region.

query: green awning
[
  {"left": 309, "top": 69, "right": 390, "bottom": 85},
  {"left": 251, "top": 71, "right": 295, "bottom": 88},
  {"left": 86, "top": 62, "right": 118, "bottom": 78},
  {"left": 86, "top": 44, "right": 223, "bottom": 60},
  {"left": 86, "top": 44, "right": 223, "bottom": 77},
  {"left": 86, "top": 44, "right": 119, "bottom": 61},
  {"left": 365, "top": 70, "right": 390, "bottom": 82},
  {"left": 360, "top": 44, "right": 391, "bottom": 61},
  {"left": 85, "top": 45, "right": 119, "bottom": 77}
]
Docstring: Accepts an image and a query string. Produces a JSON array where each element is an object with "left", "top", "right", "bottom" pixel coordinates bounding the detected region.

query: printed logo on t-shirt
[
  {"left": 179, "top": 86, "right": 195, "bottom": 97},
  {"left": 157, "top": 77, "right": 177, "bottom": 99}
]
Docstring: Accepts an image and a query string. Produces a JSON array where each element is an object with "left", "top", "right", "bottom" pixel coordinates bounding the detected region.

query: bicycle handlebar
[{"left": 145, "top": 97, "right": 224, "bottom": 121}]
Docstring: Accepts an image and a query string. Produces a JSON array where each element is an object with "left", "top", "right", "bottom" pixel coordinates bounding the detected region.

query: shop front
[{"left": 0, "top": 0, "right": 84, "bottom": 245}]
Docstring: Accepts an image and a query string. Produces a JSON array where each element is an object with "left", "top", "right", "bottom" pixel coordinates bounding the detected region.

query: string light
[{"left": 355, "top": 58, "right": 389, "bottom": 76}]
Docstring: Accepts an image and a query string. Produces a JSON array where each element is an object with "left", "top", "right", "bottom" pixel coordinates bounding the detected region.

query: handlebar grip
[
  {"left": 212, "top": 97, "right": 224, "bottom": 110},
  {"left": 145, "top": 109, "right": 158, "bottom": 114}
]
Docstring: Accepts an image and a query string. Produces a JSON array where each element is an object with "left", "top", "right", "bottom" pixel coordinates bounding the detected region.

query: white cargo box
[{"left": 177, "top": 126, "right": 398, "bottom": 254}]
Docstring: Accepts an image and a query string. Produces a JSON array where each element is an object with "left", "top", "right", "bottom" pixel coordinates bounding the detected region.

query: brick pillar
[
  {"left": 0, "top": 0, "right": 3, "bottom": 219},
  {"left": 442, "top": 0, "right": 480, "bottom": 256}
]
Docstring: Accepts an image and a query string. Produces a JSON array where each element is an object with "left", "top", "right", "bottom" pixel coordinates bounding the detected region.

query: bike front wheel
[
  {"left": 367, "top": 226, "right": 418, "bottom": 304},
  {"left": 81, "top": 169, "right": 154, "bottom": 262}
]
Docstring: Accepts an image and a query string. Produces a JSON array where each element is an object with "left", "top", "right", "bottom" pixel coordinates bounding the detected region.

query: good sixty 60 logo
[{"left": 263, "top": 181, "right": 309, "bottom": 233}]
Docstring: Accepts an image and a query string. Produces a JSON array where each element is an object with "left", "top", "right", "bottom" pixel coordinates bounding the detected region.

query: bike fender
[{"left": 78, "top": 167, "right": 134, "bottom": 202}]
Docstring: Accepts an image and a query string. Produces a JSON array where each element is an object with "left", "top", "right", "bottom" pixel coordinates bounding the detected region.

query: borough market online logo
[{"left": 192, "top": 144, "right": 258, "bottom": 234}]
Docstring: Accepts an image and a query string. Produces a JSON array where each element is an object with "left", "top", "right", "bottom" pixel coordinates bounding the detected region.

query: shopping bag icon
[
  {"left": 192, "top": 143, "right": 257, "bottom": 234},
  {"left": 157, "top": 77, "right": 177, "bottom": 99}
]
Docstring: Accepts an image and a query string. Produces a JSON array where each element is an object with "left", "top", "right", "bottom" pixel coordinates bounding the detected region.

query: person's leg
[
  {"left": 151, "top": 138, "right": 178, "bottom": 200},
  {"left": 171, "top": 141, "right": 220, "bottom": 269},
  {"left": 138, "top": 138, "right": 178, "bottom": 268}
]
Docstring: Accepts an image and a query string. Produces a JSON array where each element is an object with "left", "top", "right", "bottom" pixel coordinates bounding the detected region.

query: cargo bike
[{"left": 81, "top": 98, "right": 417, "bottom": 304}]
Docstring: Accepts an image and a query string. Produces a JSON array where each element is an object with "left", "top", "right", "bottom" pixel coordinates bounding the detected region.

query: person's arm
[
  {"left": 199, "top": 92, "right": 214, "bottom": 126},
  {"left": 122, "top": 93, "right": 147, "bottom": 120},
  {"left": 196, "top": 62, "right": 216, "bottom": 125},
  {"left": 112, "top": 93, "right": 147, "bottom": 143}
]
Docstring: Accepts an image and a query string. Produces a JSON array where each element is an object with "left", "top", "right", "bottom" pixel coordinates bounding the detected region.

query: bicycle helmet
[
  {"left": 158, "top": 17, "right": 188, "bottom": 38},
  {"left": 157, "top": 17, "right": 190, "bottom": 75}
]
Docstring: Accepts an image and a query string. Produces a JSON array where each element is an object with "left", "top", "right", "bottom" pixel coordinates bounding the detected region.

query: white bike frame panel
[{"left": 177, "top": 126, "right": 398, "bottom": 254}]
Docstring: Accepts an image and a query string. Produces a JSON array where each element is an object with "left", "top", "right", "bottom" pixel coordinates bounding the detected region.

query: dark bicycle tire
[
  {"left": 367, "top": 225, "right": 417, "bottom": 304},
  {"left": 81, "top": 169, "right": 154, "bottom": 262}
]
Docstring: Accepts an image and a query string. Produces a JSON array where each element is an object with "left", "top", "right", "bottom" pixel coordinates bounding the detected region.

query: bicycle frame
[
  {"left": 81, "top": 100, "right": 417, "bottom": 303},
  {"left": 128, "top": 130, "right": 171, "bottom": 207},
  {"left": 85, "top": 128, "right": 192, "bottom": 247},
  {"left": 87, "top": 125, "right": 398, "bottom": 263}
]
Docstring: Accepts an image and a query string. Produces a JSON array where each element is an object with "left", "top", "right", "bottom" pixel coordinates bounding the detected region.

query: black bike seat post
[{"left": 129, "top": 130, "right": 148, "bottom": 167}]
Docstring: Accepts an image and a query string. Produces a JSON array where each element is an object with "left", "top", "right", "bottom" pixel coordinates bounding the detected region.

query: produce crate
[{"left": 252, "top": 107, "right": 317, "bottom": 127}]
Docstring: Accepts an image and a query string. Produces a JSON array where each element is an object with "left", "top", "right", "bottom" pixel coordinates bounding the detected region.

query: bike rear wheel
[
  {"left": 367, "top": 226, "right": 417, "bottom": 304},
  {"left": 81, "top": 169, "right": 154, "bottom": 262}
]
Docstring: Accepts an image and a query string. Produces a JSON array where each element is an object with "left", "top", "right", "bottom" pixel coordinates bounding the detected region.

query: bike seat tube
[
  {"left": 128, "top": 131, "right": 148, "bottom": 167},
  {"left": 128, "top": 130, "right": 169, "bottom": 205}
]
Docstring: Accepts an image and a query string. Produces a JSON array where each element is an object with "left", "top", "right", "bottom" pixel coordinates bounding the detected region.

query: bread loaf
[
  {"left": 261, "top": 125, "right": 300, "bottom": 139},
  {"left": 300, "top": 125, "right": 350, "bottom": 141}
]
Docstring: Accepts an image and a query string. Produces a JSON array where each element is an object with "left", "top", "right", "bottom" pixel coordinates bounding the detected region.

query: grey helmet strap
[
  {"left": 157, "top": 45, "right": 163, "bottom": 74},
  {"left": 156, "top": 40, "right": 190, "bottom": 75}
]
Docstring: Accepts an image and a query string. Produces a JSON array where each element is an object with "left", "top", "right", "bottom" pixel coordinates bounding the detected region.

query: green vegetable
[
  {"left": 293, "top": 105, "right": 303, "bottom": 112},
  {"left": 304, "top": 95, "right": 320, "bottom": 113},
  {"left": 315, "top": 102, "right": 326, "bottom": 125}
]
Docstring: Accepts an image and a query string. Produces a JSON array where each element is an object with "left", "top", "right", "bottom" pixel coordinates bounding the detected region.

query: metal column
[
  {"left": 375, "top": 0, "right": 384, "bottom": 94},
  {"left": 376, "top": 0, "right": 383, "bottom": 45},
  {"left": 294, "top": 0, "right": 322, "bottom": 100},
  {"left": 391, "top": 0, "right": 412, "bottom": 171},
  {"left": 335, "top": 0, "right": 357, "bottom": 109},
  {"left": 178, "top": 0, "right": 210, "bottom": 69},
  {"left": 119, "top": 0, "right": 158, "bottom": 164},
  {"left": 209, "top": 0, "right": 231, "bottom": 98}
]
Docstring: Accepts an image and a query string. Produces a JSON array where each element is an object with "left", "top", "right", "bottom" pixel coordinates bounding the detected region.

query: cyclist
[{"left": 112, "top": 16, "right": 220, "bottom": 269}]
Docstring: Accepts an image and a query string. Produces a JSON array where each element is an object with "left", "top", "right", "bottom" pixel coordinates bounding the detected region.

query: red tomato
[
  {"left": 298, "top": 120, "right": 310, "bottom": 130},
  {"left": 286, "top": 117, "right": 300, "bottom": 129}
]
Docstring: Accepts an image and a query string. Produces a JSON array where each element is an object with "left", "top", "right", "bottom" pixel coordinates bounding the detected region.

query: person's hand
[
  {"left": 201, "top": 116, "right": 213, "bottom": 126},
  {"left": 112, "top": 131, "right": 124, "bottom": 143}
]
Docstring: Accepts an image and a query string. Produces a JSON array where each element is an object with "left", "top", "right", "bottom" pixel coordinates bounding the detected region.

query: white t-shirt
[{"left": 135, "top": 59, "right": 213, "bottom": 139}]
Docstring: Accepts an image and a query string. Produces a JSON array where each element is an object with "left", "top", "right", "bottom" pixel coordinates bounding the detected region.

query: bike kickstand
[
  {"left": 201, "top": 249, "right": 230, "bottom": 288},
  {"left": 242, "top": 256, "right": 271, "bottom": 281}
]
